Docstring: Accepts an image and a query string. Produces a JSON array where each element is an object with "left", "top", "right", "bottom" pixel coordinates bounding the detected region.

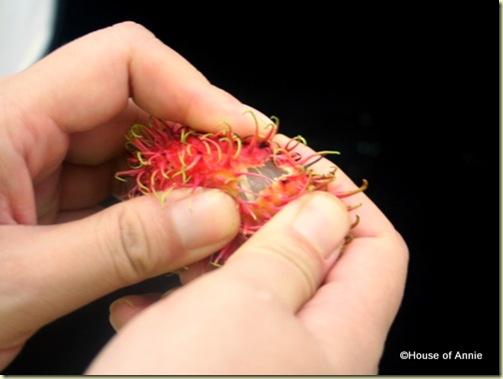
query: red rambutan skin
[{"left": 116, "top": 115, "right": 366, "bottom": 266}]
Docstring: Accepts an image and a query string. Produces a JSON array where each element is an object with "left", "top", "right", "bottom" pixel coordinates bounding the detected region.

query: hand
[
  {"left": 0, "top": 21, "right": 272, "bottom": 370},
  {"left": 87, "top": 139, "right": 409, "bottom": 375}
]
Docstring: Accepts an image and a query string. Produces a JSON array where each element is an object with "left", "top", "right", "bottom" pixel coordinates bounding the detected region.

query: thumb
[
  {"left": 0, "top": 188, "right": 239, "bottom": 345},
  {"left": 220, "top": 191, "right": 352, "bottom": 311}
]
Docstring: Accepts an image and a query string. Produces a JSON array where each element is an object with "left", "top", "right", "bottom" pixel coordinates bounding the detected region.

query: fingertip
[
  {"left": 102, "top": 188, "right": 240, "bottom": 284},
  {"left": 109, "top": 294, "right": 161, "bottom": 332},
  {"left": 109, "top": 298, "right": 133, "bottom": 332},
  {"left": 169, "top": 189, "right": 240, "bottom": 255},
  {"left": 178, "top": 260, "right": 218, "bottom": 284},
  {"left": 168, "top": 83, "right": 275, "bottom": 137},
  {"left": 291, "top": 191, "right": 351, "bottom": 261},
  {"left": 221, "top": 191, "right": 352, "bottom": 311}
]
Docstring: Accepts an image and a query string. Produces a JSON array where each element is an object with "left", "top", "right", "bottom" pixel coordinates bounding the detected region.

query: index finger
[{"left": 8, "top": 22, "right": 272, "bottom": 136}]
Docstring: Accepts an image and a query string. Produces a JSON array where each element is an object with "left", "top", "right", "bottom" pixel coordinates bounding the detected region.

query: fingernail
[
  {"left": 109, "top": 298, "right": 134, "bottom": 313},
  {"left": 171, "top": 189, "right": 239, "bottom": 253},
  {"left": 109, "top": 298, "right": 134, "bottom": 332},
  {"left": 292, "top": 193, "right": 350, "bottom": 259}
]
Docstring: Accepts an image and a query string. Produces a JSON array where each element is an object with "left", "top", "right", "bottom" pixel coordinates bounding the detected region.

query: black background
[{"left": 4, "top": 1, "right": 499, "bottom": 375}]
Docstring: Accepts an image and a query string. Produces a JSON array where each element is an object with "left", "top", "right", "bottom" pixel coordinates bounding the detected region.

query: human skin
[
  {"left": 88, "top": 137, "right": 408, "bottom": 375},
  {"left": 0, "top": 21, "right": 271, "bottom": 369},
  {"left": 0, "top": 22, "right": 408, "bottom": 374}
]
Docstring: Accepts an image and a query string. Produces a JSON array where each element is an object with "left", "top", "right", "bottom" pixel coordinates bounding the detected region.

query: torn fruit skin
[{"left": 116, "top": 113, "right": 367, "bottom": 267}]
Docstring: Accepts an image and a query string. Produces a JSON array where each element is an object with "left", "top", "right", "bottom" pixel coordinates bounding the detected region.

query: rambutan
[{"left": 116, "top": 113, "right": 367, "bottom": 267}]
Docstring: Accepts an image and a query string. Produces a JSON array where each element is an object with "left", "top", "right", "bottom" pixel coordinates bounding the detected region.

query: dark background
[{"left": 4, "top": 1, "right": 499, "bottom": 375}]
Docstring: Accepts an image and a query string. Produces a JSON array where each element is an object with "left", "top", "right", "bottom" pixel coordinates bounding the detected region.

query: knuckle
[
  {"left": 108, "top": 206, "right": 157, "bottom": 284},
  {"left": 105, "top": 21, "right": 157, "bottom": 55},
  {"left": 279, "top": 238, "right": 322, "bottom": 294},
  {"left": 253, "top": 235, "right": 322, "bottom": 298},
  {"left": 109, "top": 21, "right": 152, "bottom": 38}
]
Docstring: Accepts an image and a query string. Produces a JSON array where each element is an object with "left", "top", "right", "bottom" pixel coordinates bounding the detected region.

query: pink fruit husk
[{"left": 116, "top": 114, "right": 367, "bottom": 267}]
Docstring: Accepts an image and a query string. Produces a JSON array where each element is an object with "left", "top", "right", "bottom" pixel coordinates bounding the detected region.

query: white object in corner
[{"left": 0, "top": 0, "right": 57, "bottom": 77}]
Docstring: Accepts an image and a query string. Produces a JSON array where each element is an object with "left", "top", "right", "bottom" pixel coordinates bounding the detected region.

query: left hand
[{"left": 0, "top": 21, "right": 271, "bottom": 370}]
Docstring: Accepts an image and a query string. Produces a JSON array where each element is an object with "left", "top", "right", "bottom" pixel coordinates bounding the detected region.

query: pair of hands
[{"left": 0, "top": 22, "right": 408, "bottom": 374}]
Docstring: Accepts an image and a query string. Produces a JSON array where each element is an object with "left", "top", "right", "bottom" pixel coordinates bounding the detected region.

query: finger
[
  {"left": 57, "top": 159, "right": 122, "bottom": 212},
  {"left": 297, "top": 222, "right": 408, "bottom": 372},
  {"left": 0, "top": 188, "right": 239, "bottom": 344},
  {"left": 64, "top": 99, "right": 148, "bottom": 166},
  {"left": 35, "top": 156, "right": 126, "bottom": 223},
  {"left": 11, "top": 22, "right": 272, "bottom": 140},
  {"left": 273, "top": 133, "right": 396, "bottom": 237},
  {"left": 109, "top": 293, "right": 162, "bottom": 332},
  {"left": 179, "top": 259, "right": 218, "bottom": 285},
  {"left": 0, "top": 344, "right": 24, "bottom": 373},
  {"left": 217, "top": 191, "right": 352, "bottom": 312},
  {"left": 275, "top": 134, "right": 408, "bottom": 344},
  {"left": 274, "top": 134, "right": 409, "bottom": 370},
  {"left": 108, "top": 285, "right": 183, "bottom": 332}
]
